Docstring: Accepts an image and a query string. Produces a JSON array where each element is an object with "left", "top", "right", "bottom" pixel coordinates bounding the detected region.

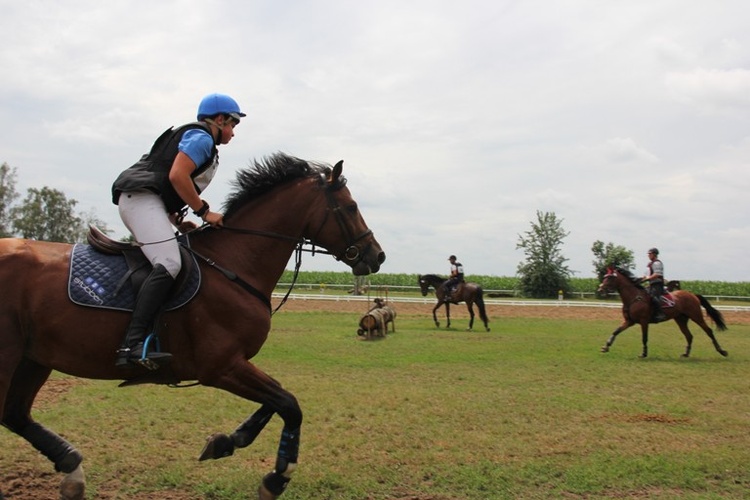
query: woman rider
[{"left": 111, "top": 93, "right": 245, "bottom": 367}]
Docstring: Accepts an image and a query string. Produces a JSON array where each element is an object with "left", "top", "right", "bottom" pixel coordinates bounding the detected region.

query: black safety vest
[{"left": 111, "top": 122, "right": 218, "bottom": 213}]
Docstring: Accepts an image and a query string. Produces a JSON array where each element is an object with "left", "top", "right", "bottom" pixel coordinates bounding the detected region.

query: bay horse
[
  {"left": 417, "top": 274, "right": 490, "bottom": 331},
  {"left": 597, "top": 267, "right": 728, "bottom": 358},
  {"left": 0, "top": 153, "right": 385, "bottom": 500}
]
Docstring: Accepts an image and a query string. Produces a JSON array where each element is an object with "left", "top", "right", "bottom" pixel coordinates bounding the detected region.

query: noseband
[{"left": 312, "top": 187, "right": 373, "bottom": 265}]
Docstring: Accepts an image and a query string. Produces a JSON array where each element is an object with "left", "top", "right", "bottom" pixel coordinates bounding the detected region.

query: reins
[
  {"left": 135, "top": 174, "right": 371, "bottom": 315},
  {"left": 603, "top": 271, "right": 648, "bottom": 311},
  {"left": 179, "top": 225, "right": 311, "bottom": 316}
]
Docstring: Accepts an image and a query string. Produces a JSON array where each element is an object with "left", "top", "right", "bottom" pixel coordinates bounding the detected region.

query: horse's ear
[{"left": 331, "top": 160, "right": 343, "bottom": 183}]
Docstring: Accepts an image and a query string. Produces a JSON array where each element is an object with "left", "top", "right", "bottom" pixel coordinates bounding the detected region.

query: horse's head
[
  {"left": 310, "top": 160, "right": 385, "bottom": 275},
  {"left": 222, "top": 153, "right": 385, "bottom": 275},
  {"left": 597, "top": 267, "right": 618, "bottom": 294},
  {"left": 417, "top": 275, "right": 430, "bottom": 296}
]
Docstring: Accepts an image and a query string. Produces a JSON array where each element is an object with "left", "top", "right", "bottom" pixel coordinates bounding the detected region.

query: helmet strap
[{"left": 204, "top": 117, "right": 223, "bottom": 144}]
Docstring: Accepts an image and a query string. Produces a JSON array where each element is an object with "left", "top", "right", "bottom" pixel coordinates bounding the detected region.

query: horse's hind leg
[
  {"left": 465, "top": 303, "right": 475, "bottom": 331},
  {"left": 2, "top": 358, "right": 85, "bottom": 500},
  {"left": 692, "top": 316, "right": 728, "bottom": 357},
  {"left": 674, "top": 316, "right": 694, "bottom": 357}
]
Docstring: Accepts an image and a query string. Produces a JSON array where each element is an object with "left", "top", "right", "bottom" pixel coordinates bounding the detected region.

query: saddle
[
  {"left": 649, "top": 289, "right": 675, "bottom": 308},
  {"left": 660, "top": 292, "right": 675, "bottom": 308},
  {"left": 67, "top": 226, "right": 200, "bottom": 311},
  {"left": 445, "top": 282, "right": 464, "bottom": 302}
]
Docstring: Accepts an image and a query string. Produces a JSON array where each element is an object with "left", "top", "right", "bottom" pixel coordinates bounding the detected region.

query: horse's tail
[
  {"left": 697, "top": 294, "right": 727, "bottom": 331},
  {"left": 476, "top": 286, "right": 489, "bottom": 325}
]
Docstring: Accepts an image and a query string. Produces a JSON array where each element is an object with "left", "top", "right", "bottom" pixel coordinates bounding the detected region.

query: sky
[{"left": 1, "top": 0, "right": 749, "bottom": 281}]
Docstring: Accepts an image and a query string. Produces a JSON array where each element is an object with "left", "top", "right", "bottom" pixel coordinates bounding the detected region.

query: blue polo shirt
[{"left": 178, "top": 128, "right": 214, "bottom": 168}]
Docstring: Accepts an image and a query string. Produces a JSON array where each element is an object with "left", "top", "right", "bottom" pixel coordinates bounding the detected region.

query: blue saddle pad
[{"left": 68, "top": 244, "right": 201, "bottom": 311}]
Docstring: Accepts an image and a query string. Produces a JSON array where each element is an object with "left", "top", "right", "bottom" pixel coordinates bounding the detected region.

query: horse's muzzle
[{"left": 351, "top": 241, "right": 385, "bottom": 275}]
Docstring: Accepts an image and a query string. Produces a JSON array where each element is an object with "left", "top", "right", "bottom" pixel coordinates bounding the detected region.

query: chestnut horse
[
  {"left": 0, "top": 153, "right": 385, "bottom": 500},
  {"left": 597, "top": 267, "right": 727, "bottom": 358},
  {"left": 417, "top": 274, "right": 490, "bottom": 331}
]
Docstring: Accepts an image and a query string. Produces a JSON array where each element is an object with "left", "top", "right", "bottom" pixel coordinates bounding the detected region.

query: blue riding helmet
[{"left": 197, "top": 93, "right": 246, "bottom": 121}]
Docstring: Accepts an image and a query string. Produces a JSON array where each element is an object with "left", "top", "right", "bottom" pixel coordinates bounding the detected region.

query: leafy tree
[
  {"left": 11, "top": 186, "right": 82, "bottom": 242},
  {"left": 0, "top": 162, "right": 19, "bottom": 237},
  {"left": 75, "top": 208, "right": 112, "bottom": 243},
  {"left": 516, "top": 210, "right": 572, "bottom": 298},
  {"left": 591, "top": 240, "right": 635, "bottom": 280}
]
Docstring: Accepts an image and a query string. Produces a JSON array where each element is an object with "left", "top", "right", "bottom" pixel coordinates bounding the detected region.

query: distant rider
[
  {"left": 445, "top": 255, "right": 465, "bottom": 298},
  {"left": 642, "top": 247, "right": 666, "bottom": 322}
]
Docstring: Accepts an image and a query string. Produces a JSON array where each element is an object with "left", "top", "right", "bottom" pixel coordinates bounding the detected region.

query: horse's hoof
[
  {"left": 258, "top": 484, "right": 277, "bottom": 500},
  {"left": 199, "top": 433, "right": 234, "bottom": 461},
  {"left": 720, "top": 350, "right": 729, "bottom": 357},
  {"left": 60, "top": 465, "right": 85, "bottom": 500},
  {"left": 600, "top": 347, "right": 609, "bottom": 353}
]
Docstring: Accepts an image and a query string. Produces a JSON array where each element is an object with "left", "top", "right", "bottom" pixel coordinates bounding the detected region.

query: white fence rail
[
  {"left": 278, "top": 283, "right": 750, "bottom": 304},
  {"left": 271, "top": 292, "right": 750, "bottom": 312}
]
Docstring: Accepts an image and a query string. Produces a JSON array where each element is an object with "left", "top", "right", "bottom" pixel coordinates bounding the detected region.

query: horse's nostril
[{"left": 377, "top": 252, "right": 386, "bottom": 265}]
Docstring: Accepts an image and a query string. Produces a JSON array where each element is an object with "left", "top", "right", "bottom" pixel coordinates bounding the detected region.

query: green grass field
[{"left": 2, "top": 309, "right": 749, "bottom": 499}]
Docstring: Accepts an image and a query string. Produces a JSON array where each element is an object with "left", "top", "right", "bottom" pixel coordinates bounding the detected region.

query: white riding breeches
[{"left": 118, "top": 190, "right": 182, "bottom": 278}]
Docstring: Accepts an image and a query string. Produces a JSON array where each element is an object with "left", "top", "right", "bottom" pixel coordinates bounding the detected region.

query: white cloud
[
  {"left": 665, "top": 68, "right": 750, "bottom": 113},
  {"left": 600, "top": 138, "right": 660, "bottom": 164}
]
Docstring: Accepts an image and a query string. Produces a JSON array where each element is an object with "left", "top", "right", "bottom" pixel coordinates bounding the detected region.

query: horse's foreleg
[
  {"left": 258, "top": 422, "right": 301, "bottom": 500},
  {"left": 199, "top": 405, "right": 275, "bottom": 460},
  {"left": 600, "top": 321, "right": 633, "bottom": 353},
  {"left": 202, "top": 361, "right": 302, "bottom": 499},
  {"left": 432, "top": 302, "right": 442, "bottom": 328},
  {"left": 639, "top": 323, "right": 650, "bottom": 358},
  {"left": 445, "top": 303, "right": 451, "bottom": 328}
]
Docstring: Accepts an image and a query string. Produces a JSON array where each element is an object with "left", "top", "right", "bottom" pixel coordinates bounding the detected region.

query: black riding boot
[
  {"left": 115, "top": 264, "right": 175, "bottom": 367},
  {"left": 651, "top": 298, "right": 667, "bottom": 322}
]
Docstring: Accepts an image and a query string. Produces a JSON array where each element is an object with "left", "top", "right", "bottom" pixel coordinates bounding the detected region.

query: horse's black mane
[
  {"left": 222, "top": 152, "right": 340, "bottom": 218},
  {"left": 616, "top": 267, "right": 645, "bottom": 288},
  {"left": 421, "top": 274, "right": 447, "bottom": 282}
]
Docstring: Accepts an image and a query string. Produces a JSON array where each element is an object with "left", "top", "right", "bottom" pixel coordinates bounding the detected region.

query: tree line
[{"left": 0, "top": 162, "right": 110, "bottom": 242}]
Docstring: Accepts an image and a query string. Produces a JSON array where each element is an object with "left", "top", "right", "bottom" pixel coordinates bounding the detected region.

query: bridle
[
  {"left": 599, "top": 269, "right": 624, "bottom": 296},
  {"left": 313, "top": 186, "right": 373, "bottom": 264}
]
